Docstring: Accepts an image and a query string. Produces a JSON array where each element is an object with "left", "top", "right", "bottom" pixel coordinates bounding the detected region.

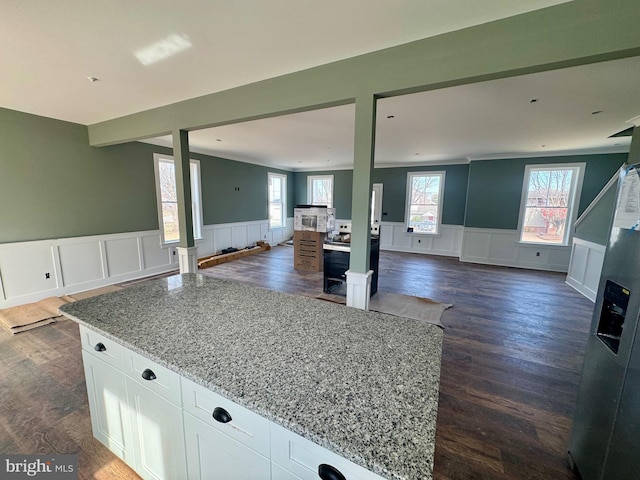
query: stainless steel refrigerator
[{"left": 569, "top": 162, "right": 640, "bottom": 480}]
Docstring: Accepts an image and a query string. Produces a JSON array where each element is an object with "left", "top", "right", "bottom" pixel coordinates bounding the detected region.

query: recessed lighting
[
  {"left": 541, "top": 144, "right": 547, "bottom": 147},
  {"left": 216, "top": 139, "right": 222, "bottom": 142},
  {"left": 592, "top": 110, "right": 603, "bottom": 115},
  {"left": 386, "top": 115, "right": 395, "bottom": 119},
  {"left": 86, "top": 76, "right": 100, "bottom": 83},
  {"left": 415, "top": 153, "right": 420, "bottom": 156},
  {"left": 530, "top": 99, "right": 538, "bottom": 103}
]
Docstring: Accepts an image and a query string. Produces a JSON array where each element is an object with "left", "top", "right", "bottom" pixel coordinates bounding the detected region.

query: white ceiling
[{"left": 3, "top": 0, "right": 638, "bottom": 171}]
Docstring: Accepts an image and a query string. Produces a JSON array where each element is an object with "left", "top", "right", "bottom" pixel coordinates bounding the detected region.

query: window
[
  {"left": 405, "top": 171, "right": 445, "bottom": 235},
  {"left": 519, "top": 163, "right": 584, "bottom": 245},
  {"left": 268, "top": 172, "right": 287, "bottom": 229},
  {"left": 307, "top": 175, "right": 333, "bottom": 208},
  {"left": 153, "top": 154, "right": 203, "bottom": 244}
]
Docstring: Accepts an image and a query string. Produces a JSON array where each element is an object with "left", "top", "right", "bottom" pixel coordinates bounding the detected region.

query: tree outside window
[
  {"left": 308, "top": 175, "right": 333, "bottom": 208},
  {"left": 520, "top": 165, "right": 582, "bottom": 245},
  {"left": 153, "top": 154, "right": 202, "bottom": 245},
  {"left": 405, "top": 172, "right": 445, "bottom": 234}
]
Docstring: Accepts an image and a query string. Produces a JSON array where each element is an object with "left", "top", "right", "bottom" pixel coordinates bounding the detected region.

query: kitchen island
[{"left": 60, "top": 273, "right": 443, "bottom": 480}]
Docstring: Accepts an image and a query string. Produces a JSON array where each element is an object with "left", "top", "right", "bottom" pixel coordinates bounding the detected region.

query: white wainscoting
[
  {"left": 379, "top": 223, "right": 463, "bottom": 257},
  {"left": 0, "top": 219, "right": 294, "bottom": 309},
  {"left": 460, "top": 227, "right": 573, "bottom": 272},
  {"left": 565, "top": 238, "right": 606, "bottom": 302}
]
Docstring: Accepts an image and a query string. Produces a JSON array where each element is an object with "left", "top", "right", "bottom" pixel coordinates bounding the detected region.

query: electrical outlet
[
  {"left": 172, "top": 250, "right": 176, "bottom": 256},
  {"left": 418, "top": 239, "right": 421, "bottom": 243},
  {"left": 536, "top": 252, "right": 540, "bottom": 257},
  {"left": 45, "top": 272, "right": 50, "bottom": 279}
]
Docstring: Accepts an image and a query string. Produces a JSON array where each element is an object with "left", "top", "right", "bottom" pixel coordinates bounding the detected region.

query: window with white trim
[
  {"left": 153, "top": 153, "right": 203, "bottom": 245},
  {"left": 405, "top": 171, "right": 445, "bottom": 235},
  {"left": 307, "top": 175, "right": 333, "bottom": 208},
  {"left": 518, "top": 163, "right": 584, "bottom": 245},
  {"left": 268, "top": 172, "right": 287, "bottom": 229}
]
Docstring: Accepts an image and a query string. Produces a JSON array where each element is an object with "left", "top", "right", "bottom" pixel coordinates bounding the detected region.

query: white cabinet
[
  {"left": 79, "top": 325, "right": 186, "bottom": 480},
  {"left": 271, "top": 423, "right": 386, "bottom": 480},
  {"left": 81, "top": 350, "right": 134, "bottom": 466},
  {"left": 126, "top": 377, "right": 187, "bottom": 480},
  {"left": 79, "top": 325, "right": 388, "bottom": 480},
  {"left": 183, "top": 411, "right": 270, "bottom": 480}
]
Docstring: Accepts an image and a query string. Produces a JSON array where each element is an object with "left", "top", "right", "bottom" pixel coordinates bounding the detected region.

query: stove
[{"left": 322, "top": 223, "right": 380, "bottom": 296}]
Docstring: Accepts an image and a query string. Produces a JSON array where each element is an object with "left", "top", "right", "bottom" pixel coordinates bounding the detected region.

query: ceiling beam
[{"left": 88, "top": 0, "right": 640, "bottom": 147}]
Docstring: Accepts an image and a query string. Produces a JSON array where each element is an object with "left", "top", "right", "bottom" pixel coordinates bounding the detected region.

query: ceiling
[{"left": 3, "top": 0, "right": 638, "bottom": 171}]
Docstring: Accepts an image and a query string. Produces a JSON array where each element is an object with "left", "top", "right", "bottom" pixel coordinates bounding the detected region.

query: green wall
[
  {"left": 194, "top": 153, "right": 293, "bottom": 225},
  {"left": 295, "top": 165, "right": 469, "bottom": 225},
  {"left": 372, "top": 164, "right": 469, "bottom": 225},
  {"left": 464, "top": 153, "right": 627, "bottom": 229},
  {"left": 0, "top": 107, "right": 293, "bottom": 244},
  {"left": 574, "top": 181, "right": 618, "bottom": 246},
  {"left": 293, "top": 170, "right": 353, "bottom": 218},
  {"left": 0, "top": 107, "right": 159, "bottom": 243}
]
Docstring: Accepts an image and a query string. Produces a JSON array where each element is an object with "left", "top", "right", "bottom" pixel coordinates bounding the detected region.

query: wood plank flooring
[{"left": 0, "top": 246, "right": 593, "bottom": 479}]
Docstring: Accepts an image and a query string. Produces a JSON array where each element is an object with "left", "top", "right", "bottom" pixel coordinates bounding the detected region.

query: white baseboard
[
  {"left": 379, "top": 223, "right": 463, "bottom": 257},
  {"left": 460, "top": 227, "right": 572, "bottom": 273},
  {"left": 0, "top": 218, "right": 294, "bottom": 308}
]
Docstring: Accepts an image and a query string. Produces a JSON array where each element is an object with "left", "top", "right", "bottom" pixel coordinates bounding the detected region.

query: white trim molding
[
  {"left": 379, "top": 222, "right": 463, "bottom": 258},
  {"left": 0, "top": 218, "right": 295, "bottom": 309},
  {"left": 460, "top": 227, "right": 572, "bottom": 272},
  {"left": 565, "top": 237, "right": 606, "bottom": 302}
]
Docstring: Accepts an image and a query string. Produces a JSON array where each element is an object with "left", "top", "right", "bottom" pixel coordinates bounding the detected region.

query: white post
[
  {"left": 177, "top": 246, "right": 198, "bottom": 274},
  {"left": 346, "top": 270, "right": 373, "bottom": 310}
]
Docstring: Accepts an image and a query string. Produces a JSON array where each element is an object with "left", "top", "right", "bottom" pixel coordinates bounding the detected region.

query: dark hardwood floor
[{"left": 0, "top": 246, "right": 593, "bottom": 479}]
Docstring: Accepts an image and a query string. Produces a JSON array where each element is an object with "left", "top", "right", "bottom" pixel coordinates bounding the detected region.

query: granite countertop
[{"left": 60, "top": 274, "right": 443, "bottom": 480}]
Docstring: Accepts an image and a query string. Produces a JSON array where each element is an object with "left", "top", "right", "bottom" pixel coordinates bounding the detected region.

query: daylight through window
[
  {"left": 307, "top": 175, "right": 333, "bottom": 208},
  {"left": 153, "top": 154, "right": 202, "bottom": 244},
  {"left": 405, "top": 172, "right": 445, "bottom": 234},
  {"left": 268, "top": 172, "right": 287, "bottom": 229},
  {"left": 519, "top": 164, "right": 582, "bottom": 245}
]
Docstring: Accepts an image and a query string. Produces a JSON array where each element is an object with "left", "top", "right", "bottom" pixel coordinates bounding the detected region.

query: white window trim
[
  {"left": 268, "top": 172, "right": 287, "bottom": 230},
  {"left": 307, "top": 175, "right": 334, "bottom": 208},
  {"left": 404, "top": 171, "right": 445, "bottom": 236},
  {"left": 517, "top": 162, "right": 585, "bottom": 246},
  {"left": 153, "top": 153, "right": 204, "bottom": 246}
]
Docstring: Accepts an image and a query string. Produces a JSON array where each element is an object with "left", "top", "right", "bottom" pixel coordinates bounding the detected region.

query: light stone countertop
[{"left": 60, "top": 273, "right": 443, "bottom": 480}]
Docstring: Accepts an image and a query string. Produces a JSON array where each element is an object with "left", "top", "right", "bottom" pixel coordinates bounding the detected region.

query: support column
[
  {"left": 346, "top": 94, "right": 376, "bottom": 310},
  {"left": 173, "top": 129, "right": 197, "bottom": 273}
]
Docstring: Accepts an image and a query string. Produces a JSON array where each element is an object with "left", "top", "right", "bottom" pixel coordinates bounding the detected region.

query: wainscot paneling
[
  {"left": 0, "top": 219, "right": 294, "bottom": 309},
  {"left": 460, "top": 228, "right": 573, "bottom": 272},
  {"left": 379, "top": 223, "right": 463, "bottom": 257},
  {"left": 566, "top": 237, "right": 606, "bottom": 302}
]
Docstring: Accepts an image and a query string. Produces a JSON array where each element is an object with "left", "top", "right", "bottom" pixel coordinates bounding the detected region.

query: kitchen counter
[{"left": 60, "top": 273, "right": 443, "bottom": 480}]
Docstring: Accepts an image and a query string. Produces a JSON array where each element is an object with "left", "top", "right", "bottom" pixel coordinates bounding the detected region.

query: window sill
[
  {"left": 404, "top": 231, "right": 441, "bottom": 238},
  {"left": 516, "top": 240, "right": 570, "bottom": 248}
]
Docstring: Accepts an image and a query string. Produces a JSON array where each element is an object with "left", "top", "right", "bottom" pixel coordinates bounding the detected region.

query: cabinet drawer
[
  {"left": 79, "top": 324, "right": 125, "bottom": 369},
  {"left": 181, "top": 377, "right": 270, "bottom": 457},
  {"left": 124, "top": 348, "right": 182, "bottom": 406},
  {"left": 271, "top": 423, "right": 386, "bottom": 480}
]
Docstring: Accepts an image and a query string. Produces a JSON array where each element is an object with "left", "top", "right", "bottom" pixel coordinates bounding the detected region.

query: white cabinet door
[
  {"left": 126, "top": 377, "right": 187, "bottom": 480},
  {"left": 183, "top": 411, "right": 270, "bottom": 480},
  {"left": 81, "top": 350, "right": 133, "bottom": 466}
]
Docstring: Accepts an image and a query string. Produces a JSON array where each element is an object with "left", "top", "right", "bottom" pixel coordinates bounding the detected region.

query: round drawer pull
[
  {"left": 141, "top": 368, "right": 157, "bottom": 381},
  {"left": 212, "top": 407, "right": 232, "bottom": 423},
  {"left": 318, "top": 464, "right": 346, "bottom": 480},
  {"left": 94, "top": 342, "right": 106, "bottom": 352}
]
